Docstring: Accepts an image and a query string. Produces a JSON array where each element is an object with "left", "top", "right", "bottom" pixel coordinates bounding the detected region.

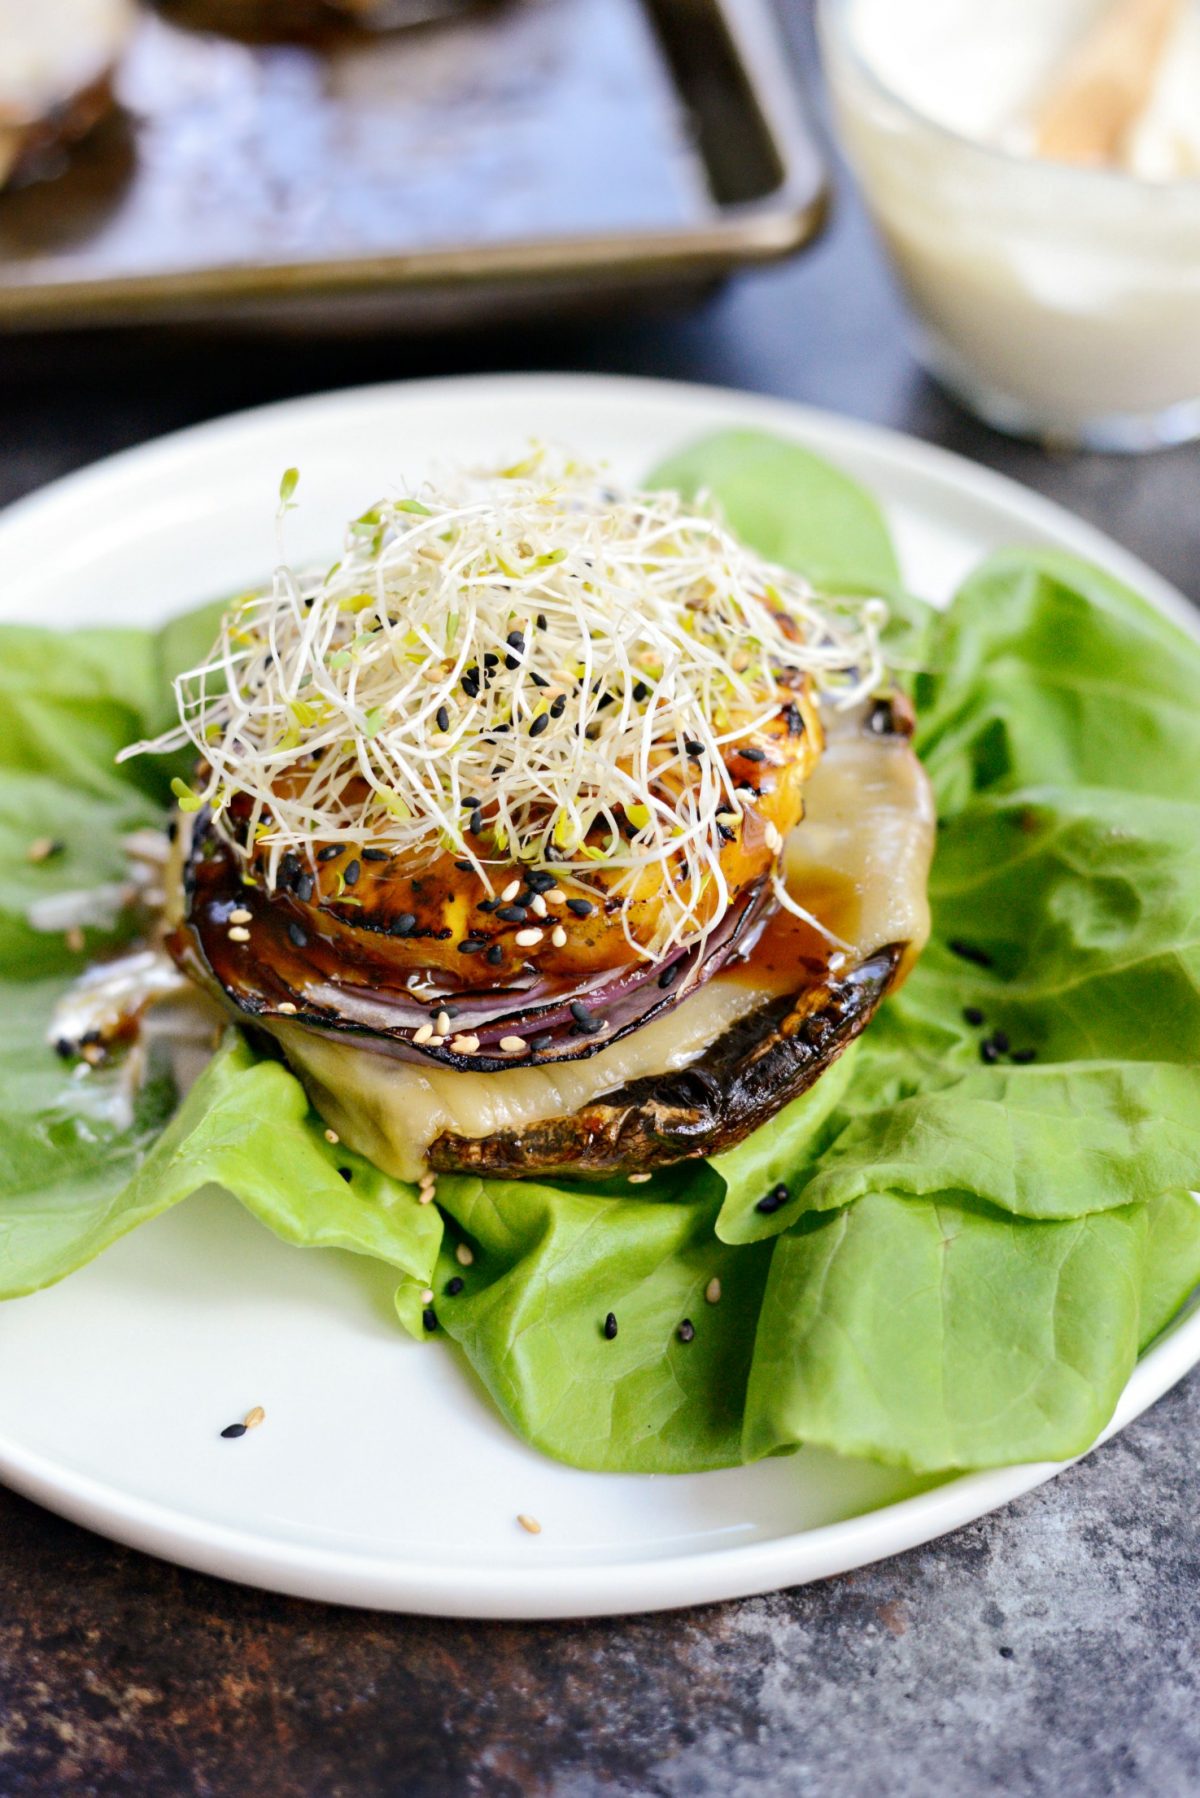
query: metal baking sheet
[{"left": 0, "top": 0, "right": 825, "bottom": 330}]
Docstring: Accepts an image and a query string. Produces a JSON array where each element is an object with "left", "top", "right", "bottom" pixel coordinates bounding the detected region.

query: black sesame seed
[
  {"left": 338, "top": 1167, "right": 352, "bottom": 1182},
  {"left": 529, "top": 1032, "right": 554, "bottom": 1051},
  {"left": 221, "top": 1423, "right": 248, "bottom": 1439},
  {"left": 527, "top": 871, "right": 555, "bottom": 893},
  {"left": 505, "top": 655, "right": 520, "bottom": 671},
  {"left": 288, "top": 922, "right": 308, "bottom": 948},
  {"left": 867, "top": 698, "right": 898, "bottom": 736},
  {"left": 484, "top": 652, "right": 500, "bottom": 668},
  {"left": 569, "top": 1001, "right": 594, "bottom": 1025},
  {"left": 295, "top": 873, "right": 314, "bottom": 903},
  {"left": 422, "top": 1307, "right": 438, "bottom": 1332},
  {"left": 486, "top": 944, "right": 504, "bottom": 965},
  {"left": 783, "top": 703, "right": 806, "bottom": 737},
  {"left": 462, "top": 676, "right": 479, "bottom": 698},
  {"left": 572, "top": 1017, "right": 605, "bottom": 1037},
  {"left": 363, "top": 847, "right": 389, "bottom": 862},
  {"left": 507, "top": 630, "right": 525, "bottom": 651},
  {"left": 529, "top": 713, "right": 550, "bottom": 738},
  {"left": 755, "top": 1183, "right": 789, "bottom": 1216},
  {"left": 536, "top": 613, "right": 548, "bottom": 631},
  {"left": 1012, "top": 1047, "right": 1038, "bottom": 1064},
  {"left": 740, "top": 745, "right": 765, "bottom": 763},
  {"left": 677, "top": 1320, "right": 695, "bottom": 1344},
  {"left": 436, "top": 704, "right": 450, "bottom": 732},
  {"left": 344, "top": 859, "right": 361, "bottom": 887},
  {"left": 55, "top": 1037, "right": 74, "bottom": 1059},
  {"left": 454, "top": 859, "right": 474, "bottom": 872},
  {"left": 497, "top": 904, "right": 527, "bottom": 923},
  {"left": 684, "top": 740, "right": 705, "bottom": 757},
  {"left": 166, "top": 819, "right": 178, "bottom": 843},
  {"left": 567, "top": 898, "right": 594, "bottom": 917},
  {"left": 550, "top": 695, "right": 567, "bottom": 718},
  {"left": 458, "top": 937, "right": 487, "bottom": 954},
  {"left": 447, "top": 1276, "right": 465, "bottom": 1297},
  {"left": 281, "top": 851, "right": 301, "bottom": 882},
  {"left": 530, "top": 671, "right": 550, "bottom": 689},
  {"left": 632, "top": 681, "right": 648, "bottom": 702},
  {"left": 658, "top": 960, "right": 682, "bottom": 989},
  {"left": 991, "top": 1030, "right": 1010, "bottom": 1054},
  {"left": 318, "top": 845, "right": 342, "bottom": 862},
  {"left": 478, "top": 898, "right": 498, "bottom": 913},
  {"left": 603, "top": 1312, "right": 618, "bottom": 1341},
  {"left": 437, "top": 927, "right": 452, "bottom": 940},
  {"left": 391, "top": 912, "right": 417, "bottom": 936},
  {"left": 949, "top": 939, "right": 994, "bottom": 968},
  {"left": 963, "top": 1006, "right": 985, "bottom": 1027},
  {"left": 980, "top": 1040, "right": 1000, "bottom": 1064}
]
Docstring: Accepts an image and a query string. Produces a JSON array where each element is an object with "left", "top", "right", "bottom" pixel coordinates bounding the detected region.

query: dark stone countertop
[{"left": 1, "top": 5, "right": 1197, "bottom": 1793}]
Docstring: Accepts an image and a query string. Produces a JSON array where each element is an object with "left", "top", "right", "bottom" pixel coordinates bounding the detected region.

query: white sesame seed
[
  {"left": 546, "top": 888, "right": 566, "bottom": 905},
  {"left": 455, "top": 1242, "right": 474, "bottom": 1266},
  {"left": 499, "top": 1035, "right": 528, "bottom": 1053},
  {"left": 435, "top": 1010, "right": 451, "bottom": 1036},
  {"left": 324, "top": 1128, "right": 339, "bottom": 1144},
  {"left": 414, "top": 1023, "right": 434, "bottom": 1044},
  {"left": 277, "top": 1001, "right": 297, "bottom": 1015},
  {"left": 450, "top": 1033, "right": 481, "bottom": 1054},
  {"left": 515, "top": 928, "right": 544, "bottom": 948},
  {"left": 517, "top": 1514, "right": 542, "bottom": 1536},
  {"left": 418, "top": 1188, "right": 435, "bottom": 1205},
  {"left": 243, "top": 1406, "right": 266, "bottom": 1429},
  {"left": 716, "top": 811, "right": 741, "bottom": 828},
  {"left": 26, "top": 836, "right": 58, "bottom": 864},
  {"left": 628, "top": 1172, "right": 652, "bottom": 1184},
  {"left": 764, "top": 822, "right": 782, "bottom": 853},
  {"left": 227, "top": 925, "right": 251, "bottom": 943},
  {"left": 229, "top": 907, "right": 253, "bottom": 924},
  {"left": 551, "top": 925, "right": 568, "bottom": 948},
  {"left": 705, "top": 1277, "right": 722, "bottom": 1305},
  {"left": 65, "top": 926, "right": 85, "bottom": 954},
  {"left": 501, "top": 878, "right": 521, "bottom": 902},
  {"left": 420, "top": 1288, "right": 434, "bottom": 1305},
  {"left": 530, "top": 894, "right": 548, "bottom": 917}
]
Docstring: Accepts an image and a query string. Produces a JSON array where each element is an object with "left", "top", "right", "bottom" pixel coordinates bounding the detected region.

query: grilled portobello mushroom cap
[{"left": 423, "top": 944, "right": 901, "bottom": 1179}]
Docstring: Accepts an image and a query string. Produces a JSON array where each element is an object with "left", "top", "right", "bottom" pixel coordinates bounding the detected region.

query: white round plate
[{"left": 1, "top": 374, "right": 1197, "bottom": 1619}]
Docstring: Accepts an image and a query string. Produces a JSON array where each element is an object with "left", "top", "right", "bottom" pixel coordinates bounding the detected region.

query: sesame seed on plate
[
  {"left": 551, "top": 925, "right": 567, "bottom": 948},
  {"left": 515, "top": 928, "right": 544, "bottom": 948},
  {"left": 455, "top": 1242, "right": 474, "bottom": 1266},
  {"left": 705, "top": 1277, "right": 722, "bottom": 1304},
  {"left": 324, "top": 1128, "right": 339, "bottom": 1144},
  {"left": 420, "top": 1288, "right": 434, "bottom": 1305},
  {"left": 530, "top": 894, "right": 548, "bottom": 917},
  {"left": 566, "top": 898, "right": 594, "bottom": 917},
  {"left": 517, "top": 1514, "right": 542, "bottom": 1535},
  {"left": 546, "top": 888, "right": 566, "bottom": 905},
  {"left": 65, "top": 927, "right": 86, "bottom": 954},
  {"left": 414, "top": 1023, "right": 434, "bottom": 1044},
  {"left": 501, "top": 878, "right": 521, "bottom": 902},
  {"left": 243, "top": 1406, "right": 266, "bottom": 1430},
  {"left": 603, "top": 1312, "right": 618, "bottom": 1340},
  {"left": 677, "top": 1319, "right": 696, "bottom": 1343},
  {"left": 450, "top": 1033, "right": 481, "bottom": 1054},
  {"left": 221, "top": 1423, "right": 247, "bottom": 1440},
  {"left": 447, "top": 1276, "right": 465, "bottom": 1296},
  {"left": 628, "top": 1172, "right": 652, "bottom": 1183},
  {"left": 228, "top": 925, "right": 251, "bottom": 943},
  {"left": 277, "top": 1001, "right": 297, "bottom": 1015},
  {"left": 229, "top": 907, "right": 252, "bottom": 924},
  {"left": 26, "top": 836, "right": 64, "bottom": 864},
  {"left": 499, "top": 1035, "right": 528, "bottom": 1052},
  {"left": 764, "top": 822, "right": 782, "bottom": 852},
  {"left": 435, "top": 1010, "right": 451, "bottom": 1036}
]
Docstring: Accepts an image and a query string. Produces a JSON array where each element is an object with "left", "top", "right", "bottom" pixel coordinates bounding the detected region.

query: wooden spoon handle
[{"left": 1035, "top": 0, "right": 1184, "bottom": 166}]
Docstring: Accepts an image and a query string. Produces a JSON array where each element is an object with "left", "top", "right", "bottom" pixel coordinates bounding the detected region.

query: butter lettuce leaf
[{"left": 2, "top": 435, "right": 1199, "bottom": 1481}]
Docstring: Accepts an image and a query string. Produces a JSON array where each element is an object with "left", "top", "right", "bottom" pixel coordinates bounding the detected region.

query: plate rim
[{"left": 2, "top": 369, "right": 1197, "bottom": 1619}]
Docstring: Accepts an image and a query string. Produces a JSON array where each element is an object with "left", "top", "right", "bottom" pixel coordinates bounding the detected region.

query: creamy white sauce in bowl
[{"left": 820, "top": 0, "right": 1200, "bottom": 448}]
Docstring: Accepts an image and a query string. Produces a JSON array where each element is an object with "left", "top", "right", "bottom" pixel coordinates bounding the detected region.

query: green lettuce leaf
[
  {"left": 430, "top": 1171, "right": 773, "bottom": 1472},
  {"left": 648, "top": 429, "right": 901, "bottom": 594},
  {"left": 2, "top": 436, "right": 1198, "bottom": 1483}
]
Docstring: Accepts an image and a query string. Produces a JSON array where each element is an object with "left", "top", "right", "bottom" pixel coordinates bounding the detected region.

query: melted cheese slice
[{"left": 272, "top": 718, "right": 936, "bottom": 1183}]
